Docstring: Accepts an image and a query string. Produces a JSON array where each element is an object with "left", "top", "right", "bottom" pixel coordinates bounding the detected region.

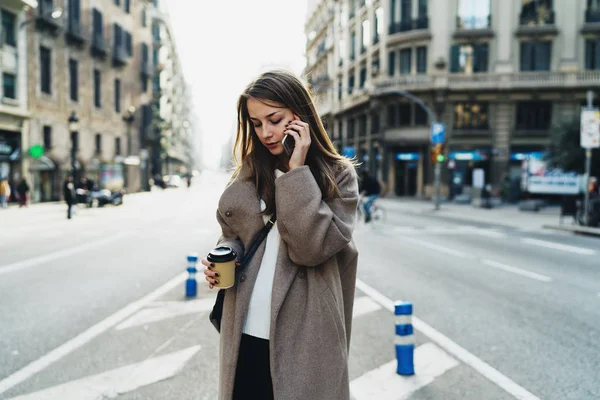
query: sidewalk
[{"left": 379, "top": 197, "right": 562, "bottom": 230}]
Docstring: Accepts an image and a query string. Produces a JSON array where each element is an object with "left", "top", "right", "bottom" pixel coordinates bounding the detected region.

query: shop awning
[{"left": 29, "top": 156, "right": 56, "bottom": 171}]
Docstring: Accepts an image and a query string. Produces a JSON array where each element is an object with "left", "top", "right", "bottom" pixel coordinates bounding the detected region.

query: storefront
[
  {"left": 29, "top": 156, "right": 59, "bottom": 202},
  {"left": 0, "top": 130, "right": 22, "bottom": 202},
  {"left": 394, "top": 152, "right": 420, "bottom": 196},
  {"left": 447, "top": 148, "right": 491, "bottom": 199}
]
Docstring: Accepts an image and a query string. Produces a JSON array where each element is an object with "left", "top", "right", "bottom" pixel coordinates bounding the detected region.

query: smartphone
[{"left": 282, "top": 134, "right": 295, "bottom": 156}]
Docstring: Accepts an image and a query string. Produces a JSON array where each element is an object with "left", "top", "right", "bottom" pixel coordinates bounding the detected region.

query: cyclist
[{"left": 358, "top": 169, "right": 381, "bottom": 223}]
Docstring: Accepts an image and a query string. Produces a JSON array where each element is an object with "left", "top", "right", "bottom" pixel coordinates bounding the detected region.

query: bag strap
[{"left": 239, "top": 214, "right": 277, "bottom": 269}]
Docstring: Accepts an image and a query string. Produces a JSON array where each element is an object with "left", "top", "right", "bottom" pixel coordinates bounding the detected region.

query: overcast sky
[{"left": 167, "top": 0, "right": 308, "bottom": 169}]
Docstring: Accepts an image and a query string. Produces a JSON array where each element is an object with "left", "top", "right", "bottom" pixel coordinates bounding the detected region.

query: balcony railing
[
  {"left": 35, "top": 13, "right": 61, "bottom": 35},
  {"left": 66, "top": 21, "right": 87, "bottom": 45},
  {"left": 389, "top": 17, "right": 429, "bottom": 35},
  {"left": 141, "top": 62, "right": 153, "bottom": 78},
  {"left": 91, "top": 33, "right": 107, "bottom": 58},
  {"left": 456, "top": 15, "right": 491, "bottom": 30},
  {"left": 112, "top": 46, "right": 128, "bottom": 66},
  {"left": 519, "top": 10, "right": 555, "bottom": 25},
  {"left": 585, "top": 9, "right": 600, "bottom": 23},
  {"left": 372, "top": 71, "right": 600, "bottom": 92}
]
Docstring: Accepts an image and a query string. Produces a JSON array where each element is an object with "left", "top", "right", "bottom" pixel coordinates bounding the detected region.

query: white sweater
[{"left": 242, "top": 169, "right": 284, "bottom": 339}]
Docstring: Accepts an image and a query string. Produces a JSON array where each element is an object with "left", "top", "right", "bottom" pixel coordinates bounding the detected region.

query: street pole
[
  {"left": 434, "top": 162, "right": 441, "bottom": 210},
  {"left": 584, "top": 90, "right": 594, "bottom": 226}
]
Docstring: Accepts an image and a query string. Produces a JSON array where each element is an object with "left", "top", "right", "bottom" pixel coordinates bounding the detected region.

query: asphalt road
[{"left": 1, "top": 170, "right": 598, "bottom": 399}]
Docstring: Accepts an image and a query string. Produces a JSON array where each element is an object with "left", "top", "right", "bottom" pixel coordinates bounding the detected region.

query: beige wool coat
[{"left": 213, "top": 162, "right": 359, "bottom": 400}]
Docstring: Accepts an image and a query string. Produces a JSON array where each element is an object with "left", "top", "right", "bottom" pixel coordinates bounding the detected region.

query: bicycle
[{"left": 357, "top": 194, "right": 387, "bottom": 227}]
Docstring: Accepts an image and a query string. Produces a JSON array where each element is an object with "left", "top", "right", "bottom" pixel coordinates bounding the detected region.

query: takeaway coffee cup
[{"left": 207, "top": 246, "right": 237, "bottom": 289}]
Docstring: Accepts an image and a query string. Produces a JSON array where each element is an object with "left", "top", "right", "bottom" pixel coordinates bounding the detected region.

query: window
[
  {"left": 338, "top": 81, "right": 342, "bottom": 101},
  {"left": 516, "top": 101, "right": 551, "bottom": 130},
  {"left": 40, "top": 46, "right": 52, "bottom": 94},
  {"left": 1, "top": 10, "right": 16, "bottom": 46},
  {"left": 43, "top": 126, "right": 52, "bottom": 149},
  {"left": 400, "top": 0, "right": 412, "bottom": 23},
  {"left": 450, "top": 43, "right": 488, "bottom": 73},
  {"left": 390, "top": 0, "right": 397, "bottom": 26},
  {"left": 398, "top": 104, "right": 411, "bottom": 125},
  {"left": 142, "top": 43, "right": 149, "bottom": 92},
  {"left": 416, "top": 46, "right": 427, "bottom": 74},
  {"left": 115, "top": 137, "right": 121, "bottom": 155},
  {"left": 520, "top": 0, "right": 554, "bottom": 25},
  {"left": 361, "top": 20, "right": 370, "bottom": 53},
  {"left": 374, "top": 7, "right": 383, "bottom": 43},
  {"left": 338, "top": 39, "right": 346, "bottom": 64},
  {"left": 359, "top": 67, "right": 367, "bottom": 88},
  {"left": 125, "top": 31, "right": 133, "bottom": 56},
  {"left": 454, "top": 103, "right": 490, "bottom": 130},
  {"left": 415, "top": 105, "right": 428, "bottom": 125},
  {"left": 418, "top": 0, "right": 428, "bottom": 17},
  {"left": 114, "top": 23, "right": 123, "bottom": 50},
  {"left": 520, "top": 41, "right": 551, "bottom": 71},
  {"left": 94, "top": 69, "right": 101, "bottom": 108},
  {"left": 348, "top": 75, "right": 355, "bottom": 94},
  {"left": 69, "top": 59, "right": 78, "bottom": 101},
  {"left": 359, "top": 116, "right": 367, "bottom": 137},
  {"left": 125, "top": 0, "right": 130, "bottom": 13},
  {"left": 114, "top": 79, "right": 121, "bottom": 112},
  {"left": 337, "top": 120, "right": 343, "bottom": 141},
  {"left": 93, "top": 8, "right": 103, "bottom": 39},
  {"left": 350, "top": 31, "right": 356, "bottom": 60},
  {"left": 142, "top": 8, "right": 147, "bottom": 27},
  {"left": 400, "top": 48, "right": 412, "bottom": 75},
  {"left": 585, "top": 39, "right": 600, "bottom": 70},
  {"left": 68, "top": 0, "right": 81, "bottom": 31},
  {"left": 387, "top": 104, "right": 397, "bottom": 127},
  {"left": 388, "top": 51, "right": 396, "bottom": 76},
  {"left": 114, "top": 0, "right": 120, "bottom": 5},
  {"left": 457, "top": 0, "right": 491, "bottom": 29},
  {"left": 95, "top": 134, "right": 102, "bottom": 154},
  {"left": 2, "top": 73, "right": 16, "bottom": 99}
]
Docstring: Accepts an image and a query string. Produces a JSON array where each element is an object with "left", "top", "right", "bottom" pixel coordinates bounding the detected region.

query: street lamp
[
  {"left": 68, "top": 111, "right": 79, "bottom": 183},
  {"left": 19, "top": 7, "right": 63, "bottom": 29}
]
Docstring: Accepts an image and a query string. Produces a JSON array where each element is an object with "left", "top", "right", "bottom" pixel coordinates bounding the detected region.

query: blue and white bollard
[
  {"left": 185, "top": 253, "right": 199, "bottom": 297},
  {"left": 395, "top": 301, "right": 415, "bottom": 375}
]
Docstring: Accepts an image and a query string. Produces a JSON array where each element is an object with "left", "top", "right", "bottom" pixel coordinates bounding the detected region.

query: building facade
[
  {"left": 305, "top": 0, "right": 600, "bottom": 199},
  {"left": 0, "top": 0, "right": 36, "bottom": 201}
]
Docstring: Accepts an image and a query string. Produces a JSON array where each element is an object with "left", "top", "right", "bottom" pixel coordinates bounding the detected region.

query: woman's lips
[{"left": 266, "top": 142, "right": 279, "bottom": 149}]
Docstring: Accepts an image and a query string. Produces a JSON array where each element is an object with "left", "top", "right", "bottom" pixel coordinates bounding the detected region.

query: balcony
[
  {"left": 582, "top": 9, "right": 600, "bottom": 33},
  {"left": 516, "top": 10, "right": 558, "bottom": 37},
  {"left": 370, "top": 71, "right": 600, "bottom": 93},
  {"left": 35, "top": 13, "right": 61, "bottom": 35},
  {"left": 112, "top": 46, "right": 128, "bottom": 67},
  {"left": 91, "top": 33, "right": 107, "bottom": 58},
  {"left": 65, "top": 22, "right": 87, "bottom": 46},
  {"left": 388, "top": 17, "right": 431, "bottom": 46},
  {"left": 454, "top": 15, "right": 494, "bottom": 39}
]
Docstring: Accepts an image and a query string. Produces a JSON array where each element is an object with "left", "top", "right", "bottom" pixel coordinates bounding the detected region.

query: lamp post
[{"left": 68, "top": 111, "right": 79, "bottom": 183}]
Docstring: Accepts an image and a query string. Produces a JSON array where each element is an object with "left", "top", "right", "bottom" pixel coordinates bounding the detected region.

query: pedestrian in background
[
  {"left": 17, "top": 178, "right": 30, "bottom": 207},
  {"left": 63, "top": 175, "right": 76, "bottom": 219},
  {"left": 0, "top": 178, "right": 10, "bottom": 208},
  {"left": 202, "top": 69, "right": 359, "bottom": 400}
]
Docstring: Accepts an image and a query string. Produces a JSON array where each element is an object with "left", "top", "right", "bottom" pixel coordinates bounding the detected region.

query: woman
[{"left": 202, "top": 69, "right": 359, "bottom": 400}]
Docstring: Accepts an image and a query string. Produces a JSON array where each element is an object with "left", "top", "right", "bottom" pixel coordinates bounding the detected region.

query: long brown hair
[{"left": 232, "top": 69, "right": 355, "bottom": 215}]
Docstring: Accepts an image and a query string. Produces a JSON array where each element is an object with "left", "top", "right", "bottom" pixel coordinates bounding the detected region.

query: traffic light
[{"left": 431, "top": 143, "right": 446, "bottom": 163}]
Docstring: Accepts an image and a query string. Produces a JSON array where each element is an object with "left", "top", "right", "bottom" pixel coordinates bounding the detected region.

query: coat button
[
  {"left": 298, "top": 271, "right": 306, "bottom": 279},
  {"left": 239, "top": 275, "right": 246, "bottom": 282},
  {"left": 225, "top": 210, "right": 233, "bottom": 217}
]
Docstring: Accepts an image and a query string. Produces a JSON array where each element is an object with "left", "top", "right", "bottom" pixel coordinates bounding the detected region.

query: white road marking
[
  {"left": 6, "top": 345, "right": 201, "bottom": 400},
  {"left": 352, "top": 296, "right": 382, "bottom": 319},
  {"left": 116, "top": 298, "right": 215, "bottom": 330},
  {"left": 0, "top": 232, "right": 134, "bottom": 277},
  {"left": 473, "top": 229, "right": 507, "bottom": 239},
  {"left": 350, "top": 343, "right": 458, "bottom": 400},
  {"left": 520, "top": 238, "right": 596, "bottom": 256},
  {"left": 0, "top": 271, "right": 190, "bottom": 395},
  {"left": 355, "top": 279, "right": 541, "bottom": 400},
  {"left": 481, "top": 259, "right": 552, "bottom": 283},
  {"left": 400, "top": 236, "right": 474, "bottom": 259}
]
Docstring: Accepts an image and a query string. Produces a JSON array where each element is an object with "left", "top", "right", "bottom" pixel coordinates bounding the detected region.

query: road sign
[
  {"left": 431, "top": 123, "right": 445, "bottom": 144},
  {"left": 580, "top": 108, "right": 600, "bottom": 149}
]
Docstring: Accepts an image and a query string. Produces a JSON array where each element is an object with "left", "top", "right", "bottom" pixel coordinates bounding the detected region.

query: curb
[{"left": 542, "top": 224, "right": 600, "bottom": 237}]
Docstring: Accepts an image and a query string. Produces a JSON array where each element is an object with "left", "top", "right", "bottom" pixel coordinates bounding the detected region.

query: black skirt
[{"left": 232, "top": 334, "right": 274, "bottom": 400}]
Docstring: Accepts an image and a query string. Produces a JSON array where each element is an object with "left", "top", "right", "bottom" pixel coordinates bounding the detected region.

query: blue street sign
[
  {"left": 431, "top": 123, "right": 445, "bottom": 144},
  {"left": 342, "top": 146, "right": 356, "bottom": 158}
]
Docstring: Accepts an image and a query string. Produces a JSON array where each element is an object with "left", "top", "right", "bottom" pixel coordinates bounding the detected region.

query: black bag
[{"left": 209, "top": 214, "right": 277, "bottom": 333}]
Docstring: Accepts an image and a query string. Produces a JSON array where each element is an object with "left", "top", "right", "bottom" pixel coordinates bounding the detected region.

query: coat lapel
[{"left": 270, "top": 240, "right": 298, "bottom": 328}]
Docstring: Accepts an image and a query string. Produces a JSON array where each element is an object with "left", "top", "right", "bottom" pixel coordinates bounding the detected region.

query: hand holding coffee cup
[{"left": 202, "top": 246, "right": 240, "bottom": 289}]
